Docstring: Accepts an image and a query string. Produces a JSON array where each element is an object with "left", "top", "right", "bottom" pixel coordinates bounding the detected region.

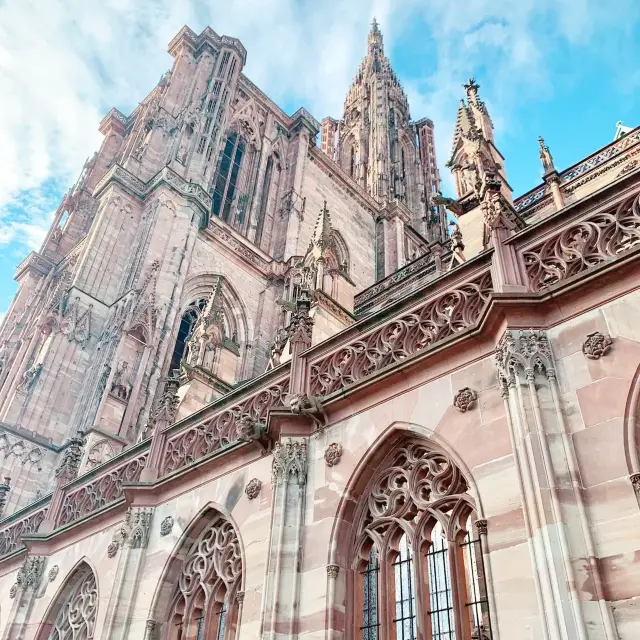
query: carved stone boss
[
  {"left": 453, "top": 387, "right": 478, "bottom": 412},
  {"left": 245, "top": 478, "right": 262, "bottom": 499},
  {"left": 324, "top": 442, "right": 343, "bottom": 467}
]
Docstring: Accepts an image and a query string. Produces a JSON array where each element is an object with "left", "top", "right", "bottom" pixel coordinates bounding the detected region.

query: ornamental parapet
[
  {"left": 514, "top": 178, "right": 640, "bottom": 291},
  {"left": 160, "top": 363, "right": 291, "bottom": 475},
  {"left": 309, "top": 254, "right": 494, "bottom": 398},
  {"left": 0, "top": 498, "right": 49, "bottom": 559}
]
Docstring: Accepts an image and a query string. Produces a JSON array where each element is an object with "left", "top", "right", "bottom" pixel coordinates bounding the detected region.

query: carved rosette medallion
[
  {"left": 327, "top": 564, "right": 340, "bottom": 579},
  {"left": 582, "top": 331, "right": 613, "bottom": 360},
  {"left": 107, "top": 540, "right": 120, "bottom": 558},
  {"left": 9, "top": 584, "right": 17, "bottom": 599},
  {"left": 324, "top": 443, "right": 343, "bottom": 467},
  {"left": 48, "top": 565, "right": 59, "bottom": 582},
  {"left": 453, "top": 387, "right": 478, "bottom": 412},
  {"left": 160, "top": 516, "right": 174, "bottom": 537},
  {"left": 245, "top": 478, "right": 262, "bottom": 500}
]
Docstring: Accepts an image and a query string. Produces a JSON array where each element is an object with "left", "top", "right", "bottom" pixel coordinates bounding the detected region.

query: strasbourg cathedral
[{"left": 0, "top": 17, "right": 640, "bottom": 640}]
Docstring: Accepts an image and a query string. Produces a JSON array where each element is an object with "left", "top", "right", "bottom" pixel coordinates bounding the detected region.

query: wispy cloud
[{"left": 0, "top": 0, "right": 639, "bottom": 312}]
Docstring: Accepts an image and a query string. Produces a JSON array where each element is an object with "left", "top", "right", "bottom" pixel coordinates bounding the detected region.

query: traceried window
[
  {"left": 352, "top": 440, "right": 492, "bottom": 640},
  {"left": 36, "top": 563, "right": 97, "bottom": 640},
  {"left": 212, "top": 131, "right": 246, "bottom": 222},
  {"left": 165, "top": 512, "right": 242, "bottom": 640}
]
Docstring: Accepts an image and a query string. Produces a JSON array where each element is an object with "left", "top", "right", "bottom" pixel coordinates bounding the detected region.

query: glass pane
[
  {"left": 392, "top": 534, "right": 416, "bottom": 640},
  {"left": 361, "top": 550, "right": 379, "bottom": 640},
  {"left": 427, "top": 522, "right": 456, "bottom": 640}
]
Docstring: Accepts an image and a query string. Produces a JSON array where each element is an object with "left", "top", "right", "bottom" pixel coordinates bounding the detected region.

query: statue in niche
[{"left": 110, "top": 362, "right": 131, "bottom": 400}]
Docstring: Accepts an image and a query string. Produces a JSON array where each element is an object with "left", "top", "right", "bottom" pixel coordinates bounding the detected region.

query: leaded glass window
[
  {"left": 361, "top": 550, "right": 380, "bottom": 640},
  {"left": 212, "top": 131, "right": 245, "bottom": 222},
  {"left": 393, "top": 534, "right": 417, "bottom": 640},
  {"left": 427, "top": 521, "right": 455, "bottom": 640}
]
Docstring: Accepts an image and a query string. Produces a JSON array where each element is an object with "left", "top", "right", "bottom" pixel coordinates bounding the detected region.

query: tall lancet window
[
  {"left": 427, "top": 521, "right": 455, "bottom": 639},
  {"left": 170, "top": 298, "right": 207, "bottom": 371},
  {"left": 393, "top": 534, "right": 417, "bottom": 639},
  {"left": 351, "top": 439, "right": 493, "bottom": 640},
  {"left": 212, "top": 131, "right": 246, "bottom": 222},
  {"left": 361, "top": 550, "right": 380, "bottom": 639}
]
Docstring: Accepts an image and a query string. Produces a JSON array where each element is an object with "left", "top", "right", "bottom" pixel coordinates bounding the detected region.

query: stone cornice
[{"left": 92, "top": 164, "right": 212, "bottom": 217}]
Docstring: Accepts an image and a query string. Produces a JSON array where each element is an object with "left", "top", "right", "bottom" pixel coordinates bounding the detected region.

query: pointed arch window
[
  {"left": 36, "top": 563, "right": 97, "bottom": 640},
  {"left": 212, "top": 131, "right": 246, "bottom": 222},
  {"left": 163, "top": 512, "right": 242, "bottom": 640},
  {"left": 170, "top": 298, "right": 207, "bottom": 371},
  {"left": 351, "top": 440, "right": 492, "bottom": 640}
]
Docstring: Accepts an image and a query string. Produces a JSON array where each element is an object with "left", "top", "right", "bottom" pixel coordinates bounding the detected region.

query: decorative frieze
[
  {"left": 324, "top": 443, "right": 343, "bottom": 467},
  {"left": 453, "top": 387, "right": 478, "bottom": 412},
  {"left": 582, "top": 331, "right": 613, "bottom": 360},
  {"left": 272, "top": 438, "right": 308, "bottom": 485},
  {"left": 245, "top": 478, "right": 262, "bottom": 500}
]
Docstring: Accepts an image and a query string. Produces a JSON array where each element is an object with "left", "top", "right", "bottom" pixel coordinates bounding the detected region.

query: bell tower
[{"left": 321, "top": 19, "right": 447, "bottom": 245}]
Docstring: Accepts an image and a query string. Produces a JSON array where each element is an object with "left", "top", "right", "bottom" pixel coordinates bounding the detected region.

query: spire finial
[
  {"left": 368, "top": 17, "right": 383, "bottom": 53},
  {"left": 463, "top": 77, "right": 480, "bottom": 102},
  {"left": 538, "top": 136, "right": 555, "bottom": 173}
]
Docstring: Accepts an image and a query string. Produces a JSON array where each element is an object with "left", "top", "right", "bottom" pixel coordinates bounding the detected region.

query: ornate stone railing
[
  {"left": 355, "top": 252, "right": 440, "bottom": 314},
  {"left": 56, "top": 446, "right": 149, "bottom": 527},
  {"left": 160, "top": 365, "right": 291, "bottom": 475},
  {"left": 514, "top": 185, "right": 549, "bottom": 213},
  {"left": 0, "top": 502, "right": 48, "bottom": 557},
  {"left": 309, "top": 265, "right": 493, "bottom": 397},
  {"left": 520, "top": 189, "right": 640, "bottom": 292}
]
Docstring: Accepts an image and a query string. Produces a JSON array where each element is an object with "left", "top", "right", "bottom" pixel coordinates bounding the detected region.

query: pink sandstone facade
[{"left": 0, "top": 18, "right": 639, "bottom": 640}]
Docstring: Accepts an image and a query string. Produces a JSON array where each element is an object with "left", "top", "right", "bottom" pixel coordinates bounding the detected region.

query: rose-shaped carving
[
  {"left": 245, "top": 478, "right": 262, "bottom": 500},
  {"left": 107, "top": 540, "right": 119, "bottom": 558},
  {"left": 582, "top": 331, "right": 612, "bottom": 360},
  {"left": 160, "top": 516, "right": 174, "bottom": 537},
  {"left": 453, "top": 387, "right": 478, "bottom": 412},
  {"left": 324, "top": 442, "right": 343, "bottom": 467},
  {"left": 48, "top": 565, "right": 59, "bottom": 582}
]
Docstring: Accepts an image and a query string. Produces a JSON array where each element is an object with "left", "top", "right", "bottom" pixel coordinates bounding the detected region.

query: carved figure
[{"left": 289, "top": 393, "right": 327, "bottom": 429}]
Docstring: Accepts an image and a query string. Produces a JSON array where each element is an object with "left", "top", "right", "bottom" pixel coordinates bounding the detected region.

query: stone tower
[{"left": 321, "top": 19, "right": 446, "bottom": 245}]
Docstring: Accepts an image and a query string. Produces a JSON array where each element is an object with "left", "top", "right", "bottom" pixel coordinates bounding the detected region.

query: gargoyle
[
  {"left": 236, "top": 414, "right": 269, "bottom": 448},
  {"left": 432, "top": 193, "right": 464, "bottom": 216},
  {"left": 289, "top": 393, "right": 327, "bottom": 430}
]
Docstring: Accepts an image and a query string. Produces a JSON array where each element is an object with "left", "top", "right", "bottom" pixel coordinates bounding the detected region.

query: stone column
[
  {"left": 261, "top": 438, "right": 308, "bottom": 639},
  {"left": 102, "top": 506, "right": 154, "bottom": 640},
  {"left": 545, "top": 173, "right": 565, "bottom": 211},
  {"left": 495, "top": 329, "right": 617, "bottom": 640}
]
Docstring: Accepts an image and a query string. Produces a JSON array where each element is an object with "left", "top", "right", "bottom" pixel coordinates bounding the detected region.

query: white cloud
[{"left": 0, "top": 0, "right": 638, "bottom": 271}]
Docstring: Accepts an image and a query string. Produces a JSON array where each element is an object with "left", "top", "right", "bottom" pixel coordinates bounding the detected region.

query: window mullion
[{"left": 413, "top": 540, "right": 429, "bottom": 640}]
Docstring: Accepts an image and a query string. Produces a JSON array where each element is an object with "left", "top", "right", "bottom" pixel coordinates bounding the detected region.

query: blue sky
[{"left": 1, "top": 0, "right": 639, "bottom": 319}]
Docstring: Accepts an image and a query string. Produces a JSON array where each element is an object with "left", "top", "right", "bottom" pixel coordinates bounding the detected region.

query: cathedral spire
[{"left": 368, "top": 17, "right": 384, "bottom": 54}]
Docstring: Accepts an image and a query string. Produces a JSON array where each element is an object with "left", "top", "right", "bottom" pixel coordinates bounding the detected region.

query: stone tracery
[
  {"left": 165, "top": 511, "right": 242, "bottom": 640},
  {"left": 350, "top": 438, "right": 492, "bottom": 639},
  {"left": 37, "top": 564, "right": 98, "bottom": 640}
]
